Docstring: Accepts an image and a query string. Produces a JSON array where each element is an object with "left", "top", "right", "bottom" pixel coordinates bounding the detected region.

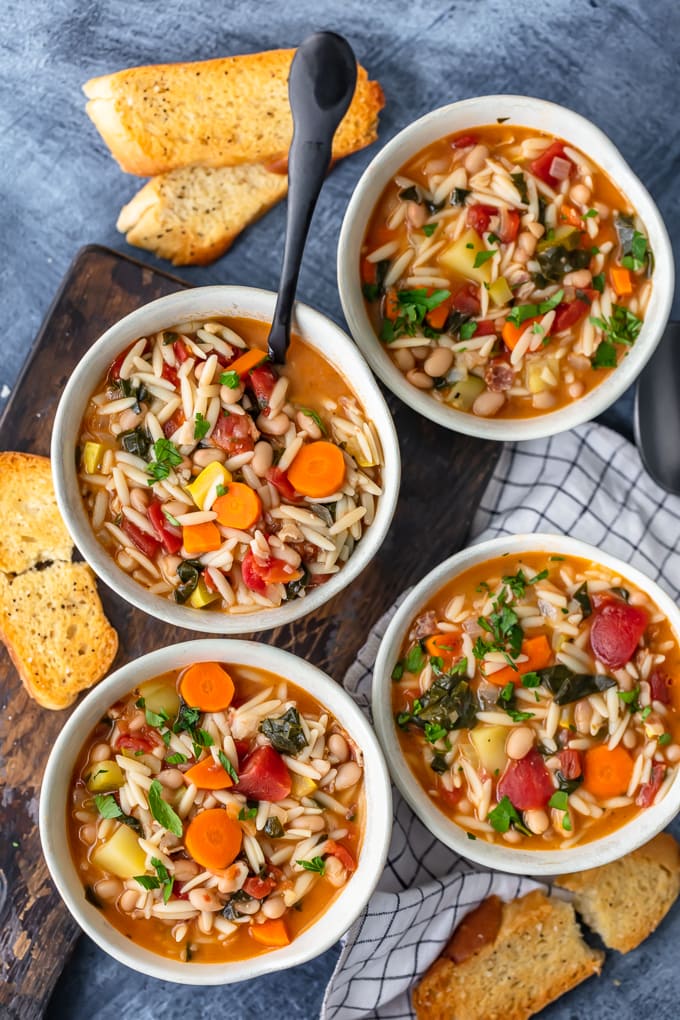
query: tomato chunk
[
  {"left": 148, "top": 500, "right": 182, "bottom": 554},
  {"left": 452, "top": 284, "right": 481, "bottom": 316},
  {"left": 266, "top": 466, "right": 298, "bottom": 501},
  {"left": 557, "top": 748, "right": 582, "bottom": 780},
  {"left": 452, "top": 134, "right": 477, "bottom": 149},
  {"left": 174, "top": 339, "right": 190, "bottom": 363},
  {"left": 498, "top": 208, "right": 520, "bottom": 244},
  {"left": 589, "top": 598, "right": 648, "bottom": 669},
  {"left": 530, "top": 141, "right": 573, "bottom": 187},
  {"left": 248, "top": 363, "right": 278, "bottom": 409},
  {"left": 466, "top": 204, "right": 496, "bottom": 235},
  {"left": 243, "top": 875, "right": 278, "bottom": 899},
  {"left": 163, "top": 408, "right": 185, "bottom": 439},
  {"left": 121, "top": 519, "right": 160, "bottom": 559},
  {"left": 649, "top": 670, "right": 672, "bottom": 705},
  {"left": 496, "top": 748, "right": 554, "bottom": 810},
  {"left": 236, "top": 746, "right": 291, "bottom": 802},
  {"left": 116, "top": 732, "right": 158, "bottom": 754},
  {"left": 552, "top": 293, "right": 594, "bottom": 334},
  {"left": 211, "top": 412, "right": 255, "bottom": 455},
  {"left": 636, "top": 763, "right": 665, "bottom": 807},
  {"left": 473, "top": 319, "right": 497, "bottom": 337},
  {"left": 161, "top": 362, "right": 178, "bottom": 387}
]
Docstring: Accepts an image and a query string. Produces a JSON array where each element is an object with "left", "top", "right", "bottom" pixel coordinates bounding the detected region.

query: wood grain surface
[{"left": 0, "top": 245, "right": 499, "bottom": 1019}]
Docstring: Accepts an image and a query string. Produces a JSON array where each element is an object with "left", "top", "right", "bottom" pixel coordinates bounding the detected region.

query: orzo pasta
[
  {"left": 68, "top": 661, "right": 364, "bottom": 962},
  {"left": 77, "top": 317, "right": 383, "bottom": 613},
  {"left": 362, "top": 125, "right": 653, "bottom": 418},
  {"left": 392, "top": 552, "right": 679, "bottom": 849}
]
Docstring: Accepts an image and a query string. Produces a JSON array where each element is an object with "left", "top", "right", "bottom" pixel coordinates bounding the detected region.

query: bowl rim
[
  {"left": 372, "top": 532, "right": 680, "bottom": 875},
  {"left": 51, "top": 285, "right": 401, "bottom": 634},
  {"left": 337, "top": 94, "right": 674, "bottom": 441},
  {"left": 39, "top": 638, "right": 393, "bottom": 983}
]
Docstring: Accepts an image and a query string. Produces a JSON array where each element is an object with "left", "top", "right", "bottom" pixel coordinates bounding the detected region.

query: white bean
[
  {"left": 563, "top": 269, "right": 592, "bottom": 288},
  {"left": 157, "top": 769, "right": 185, "bottom": 789},
  {"left": 568, "top": 381, "right": 585, "bottom": 400},
  {"left": 94, "top": 878, "right": 122, "bottom": 901},
  {"left": 393, "top": 348, "right": 415, "bottom": 372},
  {"left": 262, "top": 895, "right": 287, "bottom": 919},
  {"left": 517, "top": 231, "right": 537, "bottom": 256},
  {"left": 220, "top": 383, "right": 244, "bottom": 404},
  {"left": 118, "top": 408, "right": 144, "bottom": 431},
  {"left": 172, "top": 858, "right": 199, "bottom": 882},
  {"left": 193, "top": 448, "right": 226, "bottom": 467},
  {"left": 666, "top": 744, "right": 680, "bottom": 763},
  {"left": 328, "top": 733, "right": 350, "bottom": 763},
  {"left": 472, "top": 390, "right": 505, "bottom": 417},
  {"left": 325, "top": 854, "right": 348, "bottom": 887},
  {"left": 296, "top": 814, "right": 326, "bottom": 832},
  {"left": 569, "top": 183, "right": 591, "bottom": 205},
  {"left": 335, "top": 761, "right": 362, "bottom": 790},
  {"left": 532, "top": 391, "right": 557, "bottom": 410},
  {"left": 91, "top": 742, "right": 112, "bottom": 763},
  {"left": 464, "top": 144, "right": 489, "bottom": 175},
  {"left": 130, "top": 487, "right": 150, "bottom": 513},
  {"left": 523, "top": 808, "right": 549, "bottom": 835},
  {"left": 251, "top": 441, "right": 273, "bottom": 477},
  {"left": 296, "top": 411, "right": 322, "bottom": 439},
  {"left": 573, "top": 700, "right": 592, "bottom": 734},
  {"left": 406, "top": 368, "right": 434, "bottom": 390},
  {"left": 116, "top": 550, "right": 135, "bottom": 572},
  {"left": 257, "top": 411, "right": 290, "bottom": 436},
  {"left": 188, "top": 888, "right": 223, "bottom": 912},
  {"left": 406, "top": 201, "right": 428, "bottom": 228},
  {"left": 506, "top": 726, "right": 535, "bottom": 760},
  {"left": 424, "top": 347, "right": 454, "bottom": 378},
  {"left": 119, "top": 888, "right": 139, "bottom": 913}
]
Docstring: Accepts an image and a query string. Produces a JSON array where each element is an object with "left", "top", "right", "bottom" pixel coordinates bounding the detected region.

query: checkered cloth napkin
[{"left": 321, "top": 421, "right": 680, "bottom": 1020}]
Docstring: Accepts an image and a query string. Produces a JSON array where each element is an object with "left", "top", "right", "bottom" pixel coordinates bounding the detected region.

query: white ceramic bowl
[
  {"left": 372, "top": 533, "right": 680, "bottom": 875},
  {"left": 40, "top": 639, "right": 392, "bottom": 983},
  {"left": 51, "top": 286, "right": 400, "bottom": 633},
  {"left": 338, "top": 95, "right": 674, "bottom": 441}
]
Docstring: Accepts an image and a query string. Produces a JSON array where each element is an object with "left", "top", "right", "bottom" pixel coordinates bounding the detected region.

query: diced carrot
[
  {"left": 249, "top": 918, "right": 291, "bottom": 947},
  {"left": 213, "top": 482, "right": 262, "bottom": 531},
  {"left": 185, "top": 808, "right": 242, "bottom": 871},
  {"left": 425, "top": 296, "right": 453, "bottom": 331},
  {"left": 384, "top": 288, "right": 400, "bottom": 322},
  {"left": 287, "top": 441, "right": 346, "bottom": 498},
  {"left": 486, "top": 635, "right": 553, "bottom": 687},
  {"left": 180, "top": 662, "right": 235, "bottom": 712},
  {"left": 582, "top": 744, "right": 634, "bottom": 798},
  {"left": 560, "top": 203, "right": 584, "bottom": 229},
  {"left": 610, "top": 266, "right": 633, "bottom": 296},
  {"left": 228, "top": 348, "right": 267, "bottom": 377},
  {"left": 502, "top": 317, "right": 541, "bottom": 350},
  {"left": 261, "top": 560, "right": 303, "bottom": 584},
  {"left": 184, "top": 755, "right": 234, "bottom": 790},
  {"left": 361, "top": 257, "right": 377, "bottom": 285},
  {"left": 182, "top": 521, "right": 222, "bottom": 555},
  {"left": 424, "top": 634, "right": 461, "bottom": 665}
]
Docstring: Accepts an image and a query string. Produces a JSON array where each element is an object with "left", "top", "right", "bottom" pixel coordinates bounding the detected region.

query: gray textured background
[{"left": 2, "top": 0, "right": 679, "bottom": 1016}]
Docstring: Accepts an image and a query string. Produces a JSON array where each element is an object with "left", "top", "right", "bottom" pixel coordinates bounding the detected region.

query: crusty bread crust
[
  {"left": 413, "top": 890, "right": 603, "bottom": 1020},
  {"left": 84, "top": 49, "right": 384, "bottom": 176},
  {"left": 556, "top": 832, "right": 680, "bottom": 953},
  {"left": 117, "top": 162, "right": 289, "bottom": 265}
]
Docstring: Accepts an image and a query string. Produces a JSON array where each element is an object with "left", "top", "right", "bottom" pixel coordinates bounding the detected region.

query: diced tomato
[
  {"left": 452, "top": 284, "right": 481, "bottom": 316},
  {"left": 211, "top": 411, "right": 255, "bottom": 455},
  {"left": 557, "top": 748, "right": 582, "bottom": 780},
  {"left": 589, "top": 598, "right": 649, "bottom": 670},
  {"left": 241, "top": 550, "right": 267, "bottom": 593},
  {"left": 439, "top": 786, "right": 463, "bottom": 808},
  {"left": 498, "top": 208, "right": 520, "bottom": 244},
  {"left": 361, "top": 257, "right": 377, "bottom": 285},
  {"left": 241, "top": 549, "right": 295, "bottom": 592},
  {"left": 474, "top": 319, "right": 497, "bottom": 336},
  {"left": 552, "top": 292, "right": 594, "bottom": 334},
  {"left": 243, "top": 875, "right": 278, "bottom": 899},
  {"left": 173, "top": 884, "right": 192, "bottom": 901},
  {"left": 636, "top": 763, "right": 665, "bottom": 807},
  {"left": 148, "top": 500, "right": 182, "bottom": 554},
  {"left": 248, "top": 363, "right": 278, "bottom": 409},
  {"left": 116, "top": 732, "right": 157, "bottom": 754},
  {"left": 236, "top": 746, "right": 291, "bottom": 802},
  {"left": 466, "top": 204, "right": 496, "bottom": 235},
  {"left": 107, "top": 343, "right": 138, "bottom": 382},
  {"left": 530, "top": 141, "right": 573, "bottom": 187},
  {"left": 324, "top": 840, "right": 356, "bottom": 873},
  {"left": 452, "top": 134, "right": 477, "bottom": 149},
  {"left": 266, "top": 466, "right": 298, "bottom": 501},
  {"left": 174, "top": 339, "right": 189, "bottom": 363},
  {"left": 234, "top": 739, "right": 251, "bottom": 761},
  {"left": 161, "top": 362, "right": 178, "bottom": 386},
  {"left": 121, "top": 519, "right": 161, "bottom": 559},
  {"left": 203, "top": 569, "right": 219, "bottom": 593},
  {"left": 649, "top": 670, "right": 672, "bottom": 705},
  {"left": 163, "top": 408, "right": 185, "bottom": 438},
  {"left": 496, "top": 749, "right": 554, "bottom": 810}
]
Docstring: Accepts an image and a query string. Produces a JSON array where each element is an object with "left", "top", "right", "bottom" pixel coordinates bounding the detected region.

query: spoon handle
[{"left": 268, "top": 33, "right": 357, "bottom": 363}]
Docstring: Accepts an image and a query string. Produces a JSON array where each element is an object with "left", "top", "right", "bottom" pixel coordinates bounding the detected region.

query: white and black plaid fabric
[{"left": 321, "top": 421, "right": 680, "bottom": 1020}]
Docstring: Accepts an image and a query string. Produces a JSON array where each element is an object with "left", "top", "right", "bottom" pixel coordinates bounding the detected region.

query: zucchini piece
[
  {"left": 86, "top": 760, "right": 124, "bottom": 793},
  {"left": 446, "top": 375, "right": 485, "bottom": 411},
  {"left": 138, "top": 678, "right": 181, "bottom": 719}
]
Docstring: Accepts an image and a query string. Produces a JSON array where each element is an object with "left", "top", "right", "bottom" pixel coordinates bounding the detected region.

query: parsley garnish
[
  {"left": 590, "top": 304, "right": 642, "bottom": 349},
  {"left": 93, "top": 794, "right": 122, "bottom": 819},
  {"left": 146, "top": 437, "right": 183, "bottom": 485},
  {"left": 620, "top": 230, "right": 648, "bottom": 271},
  {"left": 507, "top": 290, "right": 564, "bottom": 327},
  {"left": 549, "top": 790, "right": 569, "bottom": 811},
  {"left": 591, "top": 272, "right": 605, "bottom": 293},
  {"left": 145, "top": 706, "right": 169, "bottom": 729},
  {"left": 162, "top": 506, "right": 181, "bottom": 527},
  {"left": 473, "top": 249, "right": 496, "bottom": 269},
  {"left": 488, "top": 795, "right": 531, "bottom": 835},
  {"left": 460, "top": 320, "right": 478, "bottom": 340},
  {"left": 218, "top": 749, "right": 239, "bottom": 783},
  {"left": 238, "top": 806, "right": 258, "bottom": 821},
  {"left": 166, "top": 752, "right": 187, "bottom": 765},
  {"left": 299, "top": 407, "right": 327, "bottom": 435},
  {"left": 297, "top": 856, "right": 326, "bottom": 875},
  {"left": 148, "top": 780, "right": 183, "bottom": 837},
  {"left": 423, "top": 223, "right": 437, "bottom": 237},
  {"left": 380, "top": 288, "right": 451, "bottom": 342},
  {"left": 659, "top": 733, "right": 672, "bottom": 746},
  {"left": 424, "top": 722, "right": 448, "bottom": 744},
  {"left": 521, "top": 672, "right": 540, "bottom": 688},
  {"left": 216, "top": 483, "right": 227, "bottom": 497},
  {"left": 220, "top": 370, "right": 241, "bottom": 388},
  {"left": 590, "top": 340, "right": 618, "bottom": 368},
  {"left": 193, "top": 412, "right": 210, "bottom": 441},
  {"left": 584, "top": 208, "right": 598, "bottom": 219},
  {"left": 134, "top": 857, "right": 174, "bottom": 903},
  {"left": 502, "top": 568, "right": 548, "bottom": 598}
]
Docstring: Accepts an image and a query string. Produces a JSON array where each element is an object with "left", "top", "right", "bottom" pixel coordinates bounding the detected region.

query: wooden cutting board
[{"left": 0, "top": 245, "right": 500, "bottom": 1019}]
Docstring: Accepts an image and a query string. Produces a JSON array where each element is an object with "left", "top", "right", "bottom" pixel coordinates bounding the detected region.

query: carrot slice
[
  {"left": 212, "top": 482, "right": 262, "bottom": 530},
  {"left": 287, "top": 441, "right": 346, "bottom": 498},
  {"left": 610, "top": 266, "right": 633, "bottom": 296},
  {"left": 425, "top": 296, "right": 452, "bottom": 331},
  {"left": 424, "top": 634, "right": 461, "bottom": 664},
  {"left": 182, "top": 521, "right": 222, "bottom": 555},
  {"left": 486, "top": 635, "right": 553, "bottom": 687},
  {"left": 228, "top": 348, "right": 267, "bottom": 377},
  {"left": 184, "top": 808, "right": 242, "bottom": 871},
  {"left": 184, "top": 755, "right": 234, "bottom": 790},
  {"left": 262, "top": 560, "right": 303, "bottom": 584},
  {"left": 384, "top": 288, "right": 400, "bottom": 322},
  {"left": 502, "top": 317, "right": 541, "bottom": 350},
  {"left": 180, "top": 662, "right": 235, "bottom": 711},
  {"left": 249, "top": 918, "right": 291, "bottom": 947},
  {"left": 560, "top": 203, "right": 584, "bottom": 229},
  {"left": 582, "top": 744, "right": 634, "bottom": 798}
]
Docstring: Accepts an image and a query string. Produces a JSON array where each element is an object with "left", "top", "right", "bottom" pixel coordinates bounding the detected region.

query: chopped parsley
[
  {"left": 423, "top": 223, "right": 437, "bottom": 237},
  {"left": 162, "top": 506, "right": 181, "bottom": 527},
  {"left": 424, "top": 722, "right": 448, "bottom": 744},
  {"left": 134, "top": 857, "right": 174, "bottom": 903},
  {"left": 506, "top": 290, "right": 564, "bottom": 327},
  {"left": 166, "top": 752, "right": 187, "bottom": 765},
  {"left": 220, "top": 370, "right": 241, "bottom": 388},
  {"left": 473, "top": 249, "right": 496, "bottom": 269},
  {"left": 502, "top": 568, "right": 548, "bottom": 598},
  {"left": 93, "top": 794, "right": 123, "bottom": 820},
  {"left": 238, "top": 805, "right": 258, "bottom": 821},
  {"left": 218, "top": 749, "right": 239, "bottom": 783},
  {"left": 148, "top": 780, "right": 183, "bottom": 837},
  {"left": 488, "top": 795, "right": 531, "bottom": 835},
  {"left": 659, "top": 733, "right": 672, "bottom": 746},
  {"left": 193, "top": 412, "right": 210, "bottom": 441},
  {"left": 299, "top": 407, "right": 327, "bottom": 435},
  {"left": 146, "top": 437, "right": 183, "bottom": 485},
  {"left": 584, "top": 208, "right": 598, "bottom": 219},
  {"left": 145, "top": 706, "right": 169, "bottom": 729},
  {"left": 548, "top": 790, "right": 569, "bottom": 811},
  {"left": 459, "top": 320, "right": 478, "bottom": 341},
  {"left": 620, "top": 230, "right": 648, "bottom": 271},
  {"left": 297, "top": 856, "right": 326, "bottom": 875},
  {"left": 590, "top": 340, "right": 618, "bottom": 369},
  {"left": 521, "top": 672, "right": 540, "bottom": 688},
  {"left": 381, "top": 288, "right": 451, "bottom": 342},
  {"left": 590, "top": 304, "right": 642, "bottom": 350},
  {"left": 591, "top": 272, "right": 605, "bottom": 293}
]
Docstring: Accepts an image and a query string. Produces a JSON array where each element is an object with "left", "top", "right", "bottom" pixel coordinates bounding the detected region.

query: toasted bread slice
[
  {"left": 0, "top": 561, "right": 118, "bottom": 710},
  {"left": 0, "top": 452, "right": 73, "bottom": 573},
  {"left": 412, "top": 890, "right": 603, "bottom": 1020},
  {"left": 556, "top": 832, "right": 680, "bottom": 953},
  {"left": 117, "top": 162, "right": 289, "bottom": 265},
  {"left": 84, "top": 50, "right": 384, "bottom": 176}
]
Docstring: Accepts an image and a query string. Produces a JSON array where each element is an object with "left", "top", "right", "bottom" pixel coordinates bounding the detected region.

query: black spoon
[
  {"left": 635, "top": 321, "right": 680, "bottom": 493},
  {"left": 267, "top": 31, "right": 357, "bottom": 364}
]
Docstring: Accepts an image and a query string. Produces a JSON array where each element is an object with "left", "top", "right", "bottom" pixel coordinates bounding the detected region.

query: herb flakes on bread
[
  {"left": 0, "top": 452, "right": 117, "bottom": 709},
  {"left": 412, "top": 890, "right": 603, "bottom": 1020},
  {"left": 556, "top": 832, "right": 680, "bottom": 953}
]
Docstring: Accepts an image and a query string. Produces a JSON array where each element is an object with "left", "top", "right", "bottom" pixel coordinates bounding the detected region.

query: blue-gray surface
[{"left": 2, "top": 0, "right": 678, "bottom": 1017}]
